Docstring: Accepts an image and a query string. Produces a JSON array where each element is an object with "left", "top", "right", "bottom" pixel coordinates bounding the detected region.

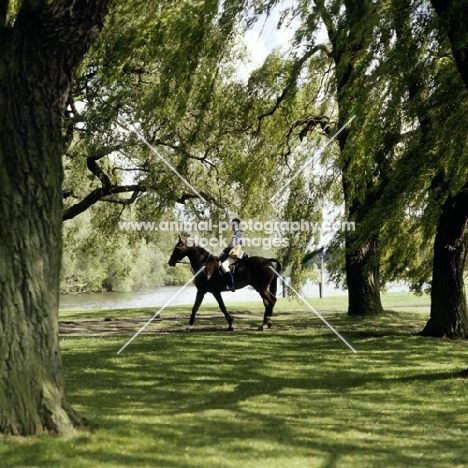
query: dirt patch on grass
[
  {"left": 58, "top": 310, "right": 429, "bottom": 337},
  {"left": 58, "top": 311, "right": 328, "bottom": 336},
  {"left": 59, "top": 314, "right": 267, "bottom": 336}
]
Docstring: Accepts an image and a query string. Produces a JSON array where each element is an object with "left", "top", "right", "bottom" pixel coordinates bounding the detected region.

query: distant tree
[
  {"left": 61, "top": 208, "right": 180, "bottom": 293},
  {"left": 61, "top": 0, "right": 330, "bottom": 287},
  {"left": 287, "top": 0, "right": 388, "bottom": 316}
]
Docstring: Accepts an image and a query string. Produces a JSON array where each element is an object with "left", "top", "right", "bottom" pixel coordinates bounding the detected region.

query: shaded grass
[{"left": 2, "top": 311, "right": 468, "bottom": 467}]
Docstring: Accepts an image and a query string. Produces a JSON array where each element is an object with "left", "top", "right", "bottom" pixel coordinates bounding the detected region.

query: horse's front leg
[
  {"left": 212, "top": 290, "right": 234, "bottom": 331},
  {"left": 188, "top": 290, "right": 205, "bottom": 331}
]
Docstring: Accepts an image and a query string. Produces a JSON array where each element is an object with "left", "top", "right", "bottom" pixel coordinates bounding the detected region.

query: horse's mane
[{"left": 190, "top": 244, "right": 219, "bottom": 260}]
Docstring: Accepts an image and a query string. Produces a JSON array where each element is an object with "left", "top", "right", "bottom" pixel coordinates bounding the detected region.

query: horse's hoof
[
  {"left": 257, "top": 325, "right": 264, "bottom": 331},
  {"left": 228, "top": 327, "right": 234, "bottom": 332},
  {"left": 186, "top": 325, "right": 192, "bottom": 332},
  {"left": 267, "top": 322, "right": 272, "bottom": 329}
]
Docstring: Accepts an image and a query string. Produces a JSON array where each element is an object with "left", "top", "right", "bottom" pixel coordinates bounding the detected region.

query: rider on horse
[{"left": 219, "top": 218, "right": 244, "bottom": 292}]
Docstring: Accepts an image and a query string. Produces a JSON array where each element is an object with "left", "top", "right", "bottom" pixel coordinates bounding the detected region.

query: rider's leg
[{"left": 221, "top": 259, "right": 235, "bottom": 292}]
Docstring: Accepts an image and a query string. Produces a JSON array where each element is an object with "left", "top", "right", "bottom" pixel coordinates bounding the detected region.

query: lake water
[{"left": 59, "top": 276, "right": 408, "bottom": 311}]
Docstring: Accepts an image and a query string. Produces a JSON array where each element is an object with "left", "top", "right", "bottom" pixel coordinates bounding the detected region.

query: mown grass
[
  {"left": 58, "top": 291, "right": 429, "bottom": 321},
  {"left": 2, "top": 296, "right": 468, "bottom": 468}
]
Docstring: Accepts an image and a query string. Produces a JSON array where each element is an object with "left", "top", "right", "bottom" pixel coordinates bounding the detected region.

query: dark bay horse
[{"left": 168, "top": 237, "right": 281, "bottom": 331}]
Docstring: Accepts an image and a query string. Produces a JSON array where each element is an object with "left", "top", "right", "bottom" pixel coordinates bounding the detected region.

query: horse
[{"left": 168, "top": 237, "right": 281, "bottom": 331}]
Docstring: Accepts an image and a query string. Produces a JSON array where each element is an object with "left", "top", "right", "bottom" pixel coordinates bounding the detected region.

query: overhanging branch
[
  {"left": 101, "top": 190, "right": 141, "bottom": 205},
  {"left": 176, "top": 192, "right": 220, "bottom": 207},
  {"left": 63, "top": 184, "right": 146, "bottom": 220}
]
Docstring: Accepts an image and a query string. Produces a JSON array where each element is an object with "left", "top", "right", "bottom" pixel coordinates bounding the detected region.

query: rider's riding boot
[{"left": 224, "top": 270, "right": 235, "bottom": 292}]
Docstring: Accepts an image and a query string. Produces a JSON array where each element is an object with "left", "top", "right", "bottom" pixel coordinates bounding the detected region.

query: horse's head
[{"left": 168, "top": 235, "right": 190, "bottom": 266}]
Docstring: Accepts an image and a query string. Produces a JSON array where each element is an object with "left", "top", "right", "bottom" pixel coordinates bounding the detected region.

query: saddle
[
  {"left": 220, "top": 254, "right": 248, "bottom": 273},
  {"left": 204, "top": 254, "right": 248, "bottom": 281}
]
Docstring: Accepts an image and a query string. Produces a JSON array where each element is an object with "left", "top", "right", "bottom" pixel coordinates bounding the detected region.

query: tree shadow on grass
[
  {"left": 395, "top": 368, "right": 468, "bottom": 382},
  {"left": 3, "top": 333, "right": 468, "bottom": 467}
]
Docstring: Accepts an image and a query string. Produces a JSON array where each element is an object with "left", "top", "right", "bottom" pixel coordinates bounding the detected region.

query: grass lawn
[
  {"left": 57, "top": 291, "right": 430, "bottom": 321},
  {"left": 1, "top": 294, "right": 468, "bottom": 467}
]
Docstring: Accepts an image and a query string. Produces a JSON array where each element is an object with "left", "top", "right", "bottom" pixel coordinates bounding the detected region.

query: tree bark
[
  {"left": 420, "top": 181, "right": 468, "bottom": 338},
  {"left": 346, "top": 234, "right": 383, "bottom": 316},
  {"left": 0, "top": 0, "right": 110, "bottom": 435}
]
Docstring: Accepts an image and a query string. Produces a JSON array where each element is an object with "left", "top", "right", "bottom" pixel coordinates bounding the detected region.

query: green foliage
[
  {"left": 64, "top": 0, "right": 334, "bottom": 292},
  {"left": 65, "top": 0, "right": 257, "bottom": 215},
  {"left": 276, "top": 176, "right": 322, "bottom": 291},
  {"left": 353, "top": 0, "right": 468, "bottom": 290},
  {"left": 275, "top": 0, "right": 468, "bottom": 299},
  {"left": 61, "top": 209, "right": 189, "bottom": 293},
  {"left": 62, "top": 0, "right": 468, "bottom": 306}
]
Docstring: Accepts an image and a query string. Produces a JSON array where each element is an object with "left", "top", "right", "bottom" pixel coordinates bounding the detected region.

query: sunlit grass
[
  {"left": 58, "top": 291, "right": 430, "bottom": 321},
  {"left": 1, "top": 310, "right": 468, "bottom": 467}
]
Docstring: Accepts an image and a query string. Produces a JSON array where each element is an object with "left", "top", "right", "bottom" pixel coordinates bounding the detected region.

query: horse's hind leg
[
  {"left": 188, "top": 290, "right": 205, "bottom": 330},
  {"left": 258, "top": 289, "right": 276, "bottom": 331},
  {"left": 212, "top": 290, "right": 234, "bottom": 331}
]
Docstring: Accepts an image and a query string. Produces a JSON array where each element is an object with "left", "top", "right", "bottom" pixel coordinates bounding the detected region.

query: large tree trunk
[
  {"left": 420, "top": 182, "right": 468, "bottom": 338},
  {"left": 346, "top": 234, "right": 383, "bottom": 316},
  {"left": 423, "top": 1, "right": 468, "bottom": 338},
  {"left": 0, "top": 0, "right": 110, "bottom": 435},
  {"left": 339, "top": 133, "right": 384, "bottom": 317}
]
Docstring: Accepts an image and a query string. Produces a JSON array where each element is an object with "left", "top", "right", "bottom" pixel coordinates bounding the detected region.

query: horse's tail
[{"left": 268, "top": 258, "right": 281, "bottom": 297}]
